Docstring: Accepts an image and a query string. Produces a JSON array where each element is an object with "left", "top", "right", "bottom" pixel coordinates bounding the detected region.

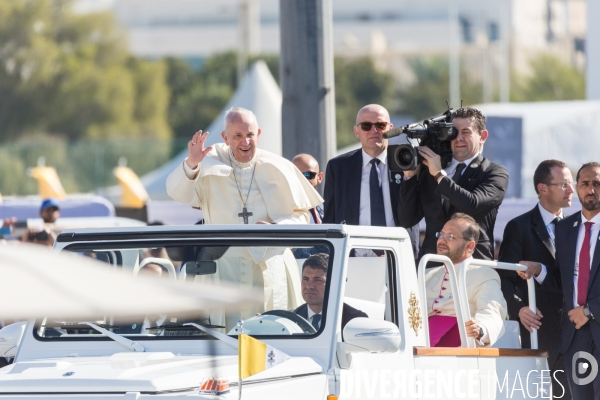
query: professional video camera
[{"left": 384, "top": 106, "right": 457, "bottom": 172}]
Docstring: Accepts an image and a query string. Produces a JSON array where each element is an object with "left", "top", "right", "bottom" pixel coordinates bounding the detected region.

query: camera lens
[
  {"left": 389, "top": 144, "right": 418, "bottom": 171},
  {"left": 398, "top": 148, "right": 414, "bottom": 164}
]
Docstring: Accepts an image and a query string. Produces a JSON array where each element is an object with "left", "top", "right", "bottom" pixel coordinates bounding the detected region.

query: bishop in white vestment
[{"left": 166, "top": 107, "right": 323, "bottom": 330}]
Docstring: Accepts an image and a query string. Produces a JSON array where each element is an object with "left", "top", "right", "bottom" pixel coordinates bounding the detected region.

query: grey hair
[{"left": 223, "top": 107, "right": 257, "bottom": 131}]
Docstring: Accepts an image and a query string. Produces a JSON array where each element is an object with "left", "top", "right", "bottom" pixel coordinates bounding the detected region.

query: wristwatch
[
  {"left": 434, "top": 170, "right": 447, "bottom": 182},
  {"left": 583, "top": 304, "right": 594, "bottom": 319},
  {"left": 476, "top": 327, "right": 484, "bottom": 340}
]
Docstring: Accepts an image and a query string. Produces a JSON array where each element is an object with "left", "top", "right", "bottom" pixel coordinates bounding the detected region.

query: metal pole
[
  {"left": 448, "top": 3, "right": 460, "bottom": 109},
  {"left": 237, "top": 1, "right": 261, "bottom": 86},
  {"left": 499, "top": 0, "right": 510, "bottom": 103},
  {"left": 279, "top": 0, "right": 336, "bottom": 180},
  {"left": 587, "top": 0, "right": 600, "bottom": 99}
]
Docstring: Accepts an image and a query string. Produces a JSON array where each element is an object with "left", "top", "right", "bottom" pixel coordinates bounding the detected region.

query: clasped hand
[{"left": 568, "top": 306, "right": 589, "bottom": 329}]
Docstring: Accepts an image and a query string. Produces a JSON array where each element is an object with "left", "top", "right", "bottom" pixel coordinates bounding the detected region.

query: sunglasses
[
  {"left": 303, "top": 171, "right": 318, "bottom": 179},
  {"left": 356, "top": 122, "right": 389, "bottom": 131}
]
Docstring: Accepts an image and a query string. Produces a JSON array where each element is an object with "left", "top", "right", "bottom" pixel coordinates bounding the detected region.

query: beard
[
  {"left": 438, "top": 243, "right": 469, "bottom": 264},
  {"left": 581, "top": 195, "right": 600, "bottom": 212}
]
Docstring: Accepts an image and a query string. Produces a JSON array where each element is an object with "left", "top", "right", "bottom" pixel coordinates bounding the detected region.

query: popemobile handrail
[
  {"left": 418, "top": 256, "right": 538, "bottom": 350},
  {"left": 460, "top": 258, "right": 538, "bottom": 349}
]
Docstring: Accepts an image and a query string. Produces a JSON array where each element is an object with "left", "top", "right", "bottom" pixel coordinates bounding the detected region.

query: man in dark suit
[
  {"left": 397, "top": 107, "right": 508, "bottom": 261},
  {"left": 323, "top": 104, "right": 419, "bottom": 257},
  {"left": 498, "top": 159, "right": 574, "bottom": 399},
  {"left": 292, "top": 153, "right": 324, "bottom": 223},
  {"left": 294, "top": 253, "right": 367, "bottom": 333},
  {"left": 534, "top": 162, "right": 600, "bottom": 398}
]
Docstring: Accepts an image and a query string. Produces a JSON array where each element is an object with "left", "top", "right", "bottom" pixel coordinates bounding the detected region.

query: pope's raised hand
[{"left": 186, "top": 131, "right": 213, "bottom": 169}]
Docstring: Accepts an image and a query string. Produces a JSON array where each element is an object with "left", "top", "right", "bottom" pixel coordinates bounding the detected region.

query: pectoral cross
[{"left": 238, "top": 207, "right": 253, "bottom": 224}]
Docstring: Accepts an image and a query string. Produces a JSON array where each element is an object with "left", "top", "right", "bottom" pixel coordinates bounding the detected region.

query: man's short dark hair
[
  {"left": 449, "top": 213, "right": 480, "bottom": 242},
  {"left": 452, "top": 107, "right": 486, "bottom": 134},
  {"left": 576, "top": 162, "right": 600, "bottom": 182},
  {"left": 302, "top": 253, "right": 329, "bottom": 273},
  {"left": 533, "top": 159, "right": 568, "bottom": 195}
]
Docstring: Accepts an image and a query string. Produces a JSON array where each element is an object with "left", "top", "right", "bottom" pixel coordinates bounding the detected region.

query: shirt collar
[
  {"left": 445, "top": 256, "right": 473, "bottom": 275},
  {"left": 361, "top": 149, "right": 387, "bottom": 168},
  {"left": 446, "top": 154, "right": 479, "bottom": 173},
  {"left": 580, "top": 211, "right": 600, "bottom": 225},
  {"left": 306, "top": 306, "right": 320, "bottom": 320},
  {"left": 228, "top": 147, "right": 258, "bottom": 168},
  {"left": 537, "top": 202, "right": 563, "bottom": 226}
]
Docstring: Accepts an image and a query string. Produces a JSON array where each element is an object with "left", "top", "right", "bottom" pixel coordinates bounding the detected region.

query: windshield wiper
[
  {"left": 151, "top": 323, "right": 225, "bottom": 331},
  {"left": 183, "top": 323, "right": 238, "bottom": 349},
  {"left": 79, "top": 322, "right": 144, "bottom": 352}
]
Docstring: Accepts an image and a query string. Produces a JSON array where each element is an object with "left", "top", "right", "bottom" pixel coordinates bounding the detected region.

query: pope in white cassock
[{"left": 166, "top": 107, "right": 323, "bottom": 330}]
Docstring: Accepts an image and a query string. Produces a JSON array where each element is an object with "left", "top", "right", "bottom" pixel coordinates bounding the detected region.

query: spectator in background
[
  {"left": 39, "top": 198, "right": 60, "bottom": 224},
  {"left": 292, "top": 153, "right": 324, "bottom": 224},
  {"left": 23, "top": 227, "right": 55, "bottom": 247}
]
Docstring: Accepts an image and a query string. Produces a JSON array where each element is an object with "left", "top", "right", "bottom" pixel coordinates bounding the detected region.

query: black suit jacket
[
  {"left": 397, "top": 154, "right": 508, "bottom": 261},
  {"left": 497, "top": 205, "right": 562, "bottom": 365},
  {"left": 294, "top": 303, "right": 368, "bottom": 332},
  {"left": 542, "top": 212, "right": 600, "bottom": 354},
  {"left": 323, "top": 149, "right": 420, "bottom": 256}
]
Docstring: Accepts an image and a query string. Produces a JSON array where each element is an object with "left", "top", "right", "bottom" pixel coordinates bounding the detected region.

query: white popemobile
[{"left": 0, "top": 224, "right": 550, "bottom": 399}]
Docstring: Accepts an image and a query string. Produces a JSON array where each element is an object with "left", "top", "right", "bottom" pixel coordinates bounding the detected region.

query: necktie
[
  {"left": 369, "top": 158, "right": 386, "bottom": 226},
  {"left": 312, "top": 314, "right": 321, "bottom": 329},
  {"left": 551, "top": 217, "right": 561, "bottom": 225},
  {"left": 452, "top": 162, "right": 466, "bottom": 183},
  {"left": 310, "top": 207, "right": 321, "bottom": 224},
  {"left": 577, "top": 222, "right": 594, "bottom": 306}
]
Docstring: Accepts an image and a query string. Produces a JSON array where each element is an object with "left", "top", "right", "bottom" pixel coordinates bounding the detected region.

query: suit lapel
[
  {"left": 563, "top": 214, "right": 581, "bottom": 282},
  {"left": 532, "top": 206, "right": 555, "bottom": 257},
  {"left": 588, "top": 225, "right": 600, "bottom": 294},
  {"left": 456, "top": 154, "right": 483, "bottom": 186},
  {"left": 347, "top": 150, "right": 363, "bottom": 224},
  {"left": 389, "top": 169, "right": 401, "bottom": 224}
]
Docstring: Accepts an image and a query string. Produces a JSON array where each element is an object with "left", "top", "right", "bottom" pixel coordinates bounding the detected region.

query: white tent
[
  {"left": 141, "top": 60, "right": 282, "bottom": 200},
  {"left": 477, "top": 100, "right": 600, "bottom": 198}
]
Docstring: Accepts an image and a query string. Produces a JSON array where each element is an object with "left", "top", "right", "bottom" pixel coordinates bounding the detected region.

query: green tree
[
  {"left": 511, "top": 53, "right": 585, "bottom": 102},
  {"left": 0, "top": 0, "right": 171, "bottom": 142},
  {"left": 397, "top": 56, "right": 482, "bottom": 121},
  {"left": 334, "top": 56, "right": 396, "bottom": 148}
]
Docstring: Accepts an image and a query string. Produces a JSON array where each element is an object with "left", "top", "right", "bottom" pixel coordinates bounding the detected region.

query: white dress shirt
[
  {"left": 534, "top": 203, "right": 563, "bottom": 284},
  {"left": 306, "top": 306, "right": 322, "bottom": 329},
  {"left": 358, "top": 149, "right": 394, "bottom": 227},
  {"left": 438, "top": 155, "right": 479, "bottom": 183}
]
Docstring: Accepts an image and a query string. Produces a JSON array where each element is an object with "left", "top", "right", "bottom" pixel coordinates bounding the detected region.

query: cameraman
[{"left": 397, "top": 107, "right": 508, "bottom": 261}]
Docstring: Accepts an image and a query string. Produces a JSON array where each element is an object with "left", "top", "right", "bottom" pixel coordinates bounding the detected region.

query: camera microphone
[{"left": 382, "top": 127, "right": 405, "bottom": 139}]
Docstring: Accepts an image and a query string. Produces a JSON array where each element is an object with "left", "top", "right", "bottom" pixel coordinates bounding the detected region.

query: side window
[{"left": 344, "top": 249, "right": 397, "bottom": 324}]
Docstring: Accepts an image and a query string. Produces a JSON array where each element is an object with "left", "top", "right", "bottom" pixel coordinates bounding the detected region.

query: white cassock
[
  {"left": 166, "top": 143, "right": 324, "bottom": 330},
  {"left": 425, "top": 257, "right": 507, "bottom": 346}
]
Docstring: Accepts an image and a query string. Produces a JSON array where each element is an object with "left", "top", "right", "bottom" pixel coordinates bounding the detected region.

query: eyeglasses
[
  {"left": 436, "top": 232, "right": 470, "bottom": 242},
  {"left": 303, "top": 171, "right": 318, "bottom": 180},
  {"left": 543, "top": 182, "right": 574, "bottom": 190},
  {"left": 356, "top": 122, "right": 389, "bottom": 131}
]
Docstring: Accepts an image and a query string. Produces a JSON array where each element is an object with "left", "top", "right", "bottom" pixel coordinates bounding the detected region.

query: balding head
[
  {"left": 292, "top": 153, "right": 323, "bottom": 188},
  {"left": 355, "top": 104, "right": 391, "bottom": 125},
  {"left": 221, "top": 107, "right": 262, "bottom": 163},
  {"left": 353, "top": 104, "right": 392, "bottom": 158},
  {"left": 224, "top": 107, "right": 258, "bottom": 131}
]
